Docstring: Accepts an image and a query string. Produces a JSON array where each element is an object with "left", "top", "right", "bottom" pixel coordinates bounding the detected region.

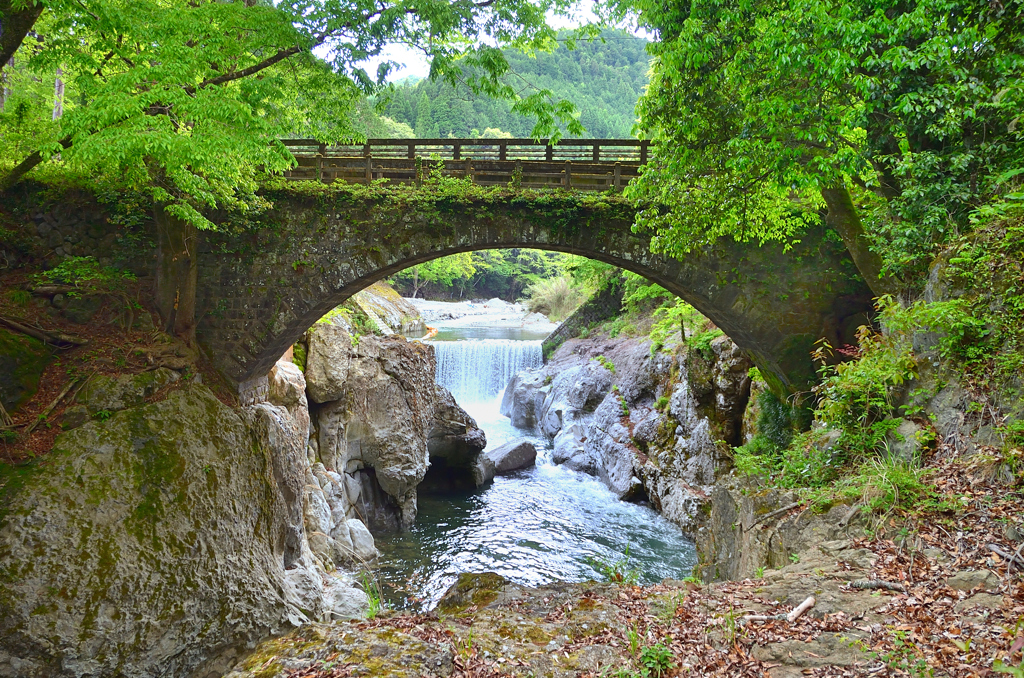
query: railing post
[
  {"left": 363, "top": 142, "right": 371, "bottom": 158},
  {"left": 614, "top": 162, "right": 622, "bottom": 191},
  {"left": 316, "top": 155, "right": 324, "bottom": 183},
  {"left": 499, "top": 142, "right": 507, "bottom": 161},
  {"left": 592, "top": 144, "right": 600, "bottom": 162},
  {"left": 545, "top": 143, "right": 553, "bottom": 161},
  {"left": 365, "top": 156, "right": 372, "bottom": 183},
  {"left": 465, "top": 158, "right": 473, "bottom": 184},
  {"left": 318, "top": 142, "right": 326, "bottom": 156},
  {"left": 640, "top": 140, "right": 649, "bottom": 165},
  {"left": 563, "top": 160, "right": 571, "bottom": 188},
  {"left": 408, "top": 143, "right": 415, "bottom": 160},
  {"left": 453, "top": 143, "right": 461, "bottom": 160}
]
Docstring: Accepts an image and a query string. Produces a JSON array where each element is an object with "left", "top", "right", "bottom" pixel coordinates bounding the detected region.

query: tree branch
[{"left": 0, "top": 1, "right": 45, "bottom": 72}]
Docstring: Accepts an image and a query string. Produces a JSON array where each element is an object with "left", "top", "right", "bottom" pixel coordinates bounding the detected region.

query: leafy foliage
[
  {"left": 1, "top": 0, "right": 600, "bottom": 225},
  {"left": 32, "top": 256, "right": 135, "bottom": 298},
  {"left": 612, "top": 0, "right": 1024, "bottom": 285}
]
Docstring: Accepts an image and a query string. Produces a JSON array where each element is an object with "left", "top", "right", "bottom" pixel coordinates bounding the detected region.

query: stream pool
[{"left": 374, "top": 299, "right": 697, "bottom": 610}]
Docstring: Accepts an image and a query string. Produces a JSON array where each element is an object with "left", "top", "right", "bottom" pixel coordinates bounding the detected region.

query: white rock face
[
  {"left": 500, "top": 335, "right": 752, "bottom": 533},
  {"left": 345, "top": 519, "right": 379, "bottom": 563},
  {"left": 323, "top": 578, "right": 370, "bottom": 620},
  {"left": 304, "top": 326, "right": 485, "bottom": 529}
]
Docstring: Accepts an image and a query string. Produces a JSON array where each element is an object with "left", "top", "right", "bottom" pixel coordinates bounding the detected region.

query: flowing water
[{"left": 375, "top": 302, "right": 697, "bottom": 611}]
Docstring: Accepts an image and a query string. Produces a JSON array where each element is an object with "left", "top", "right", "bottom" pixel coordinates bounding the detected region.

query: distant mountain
[{"left": 381, "top": 30, "right": 650, "bottom": 139}]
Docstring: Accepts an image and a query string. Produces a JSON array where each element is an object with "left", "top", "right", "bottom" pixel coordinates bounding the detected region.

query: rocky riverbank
[
  {"left": 0, "top": 295, "right": 488, "bottom": 677},
  {"left": 500, "top": 332, "right": 751, "bottom": 535}
]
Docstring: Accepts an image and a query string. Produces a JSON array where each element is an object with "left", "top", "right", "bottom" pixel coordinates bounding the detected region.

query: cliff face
[
  {"left": 501, "top": 334, "right": 751, "bottom": 533},
  {"left": 303, "top": 325, "right": 486, "bottom": 531},
  {"left": 0, "top": 374, "right": 368, "bottom": 678}
]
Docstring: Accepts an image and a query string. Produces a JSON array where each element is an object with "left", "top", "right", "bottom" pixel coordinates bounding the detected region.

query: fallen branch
[
  {"left": 741, "top": 595, "right": 816, "bottom": 624},
  {"left": 24, "top": 376, "right": 82, "bottom": 435},
  {"left": 839, "top": 503, "right": 862, "bottom": 528},
  {"left": 849, "top": 579, "right": 907, "bottom": 593},
  {"left": 787, "top": 595, "right": 816, "bottom": 622},
  {"left": 30, "top": 284, "right": 78, "bottom": 296},
  {"left": 988, "top": 544, "right": 1024, "bottom": 569},
  {"left": 0, "top": 400, "right": 12, "bottom": 428},
  {"left": 746, "top": 501, "right": 801, "bottom": 531},
  {"left": 0, "top": 315, "right": 89, "bottom": 348}
]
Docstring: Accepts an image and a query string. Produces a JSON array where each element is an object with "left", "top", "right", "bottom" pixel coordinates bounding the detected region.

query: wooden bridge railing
[{"left": 280, "top": 138, "right": 648, "bottom": 191}]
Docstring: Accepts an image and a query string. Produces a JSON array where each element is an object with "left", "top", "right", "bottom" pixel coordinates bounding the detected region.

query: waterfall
[{"left": 429, "top": 339, "right": 542, "bottom": 404}]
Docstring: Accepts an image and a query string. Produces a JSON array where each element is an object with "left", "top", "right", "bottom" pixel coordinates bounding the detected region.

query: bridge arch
[{"left": 196, "top": 187, "right": 872, "bottom": 396}]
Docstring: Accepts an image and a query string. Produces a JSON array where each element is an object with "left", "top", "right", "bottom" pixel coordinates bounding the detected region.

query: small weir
[
  {"left": 432, "top": 338, "right": 542, "bottom": 403},
  {"left": 375, "top": 308, "right": 696, "bottom": 611}
]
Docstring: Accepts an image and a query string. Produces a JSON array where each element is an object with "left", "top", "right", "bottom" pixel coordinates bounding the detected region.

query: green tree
[
  {"left": 413, "top": 90, "right": 434, "bottom": 138},
  {"left": 610, "top": 0, "right": 1024, "bottom": 290},
  {"left": 395, "top": 253, "right": 477, "bottom": 298},
  {"left": 0, "top": 0, "right": 596, "bottom": 343}
]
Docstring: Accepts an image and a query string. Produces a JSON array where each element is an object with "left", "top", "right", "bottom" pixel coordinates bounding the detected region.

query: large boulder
[
  {"left": 473, "top": 439, "right": 537, "bottom": 486},
  {"left": 307, "top": 327, "right": 485, "bottom": 528},
  {"left": 73, "top": 367, "right": 181, "bottom": 415},
  {"left": 0, "top": 387, "right": 302, "bottom": 678},
  {"left": 499, "top": 370, "right": 549, "bottom": 429},
  {"left": 0, "top": 382, "right": 369, "bottom": 678},
  {"left": 0, "top": 328, "right": 51, "bottom": 414}
]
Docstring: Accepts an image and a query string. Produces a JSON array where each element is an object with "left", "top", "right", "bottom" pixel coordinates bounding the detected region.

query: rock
[
  {"left": 427, "top": 387, "right": 487, "bottom": 468},
  {"left": 351, "top": 281, "right": 424, "bottom": 334},
  {"left": 75, "top": 367, "right": 180, "bottom": 415},
  {"left": 224, "top": 623, "right": 453, "bottom": 678},
  {"left": 473, "top": 440, "right": 537, "bottom": 486},
  {"left": 268, "top": 358, "right": 310, "bottom": 443},
  {"left": 552, "top": 423, "right": 598, "bottom": 474},
  {"left": 344, "top": 519, "right": 378, "bottom": 563},
  {"left": 887, "top": 418, "right": 928, "bottom": 462},
  {"left": 0, "top": 328, "right": 52, "bottom": 414},
  {"left": 307, "top": 531, "right": 335, "bottom": 571},
  {"left": 751, "top": 633, "right": 871, "bottom": 668},
  {"left": 283, "top": 566, "right": 325, "bottom": 621},
  {"left": 953, "top": 593, "right": 1004, "bottom": 611},
  {"left": 436, "top": 572, "right": 509, "bottom": 614},
  {"left": 310, "top": 329, "right": 482, "bottom": 528},
  {"left": 499, "top": 370, "right": 548, "bottom": 428},
  {"left": 322, "top": 579, "right": 369, "bottom": 620},
  {"left": 946, "top": 569, "right": 999, "bottom": 592},
  {"left": 303, "top": 485, "right": 333, "bottom": 536},
  {"left": 61, "top": 295, "right": 102, "bottom": 324},
  {"left": 59, "top": 404, "right": 91, "bottom": 430},
  {"left": 0, "top": 387, "right": 306, "bottom": 678}
]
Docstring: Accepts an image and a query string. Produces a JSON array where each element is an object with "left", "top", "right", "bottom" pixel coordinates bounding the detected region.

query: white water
[{"left": 430, "top": 339, "right": 542, "bottom": 404}]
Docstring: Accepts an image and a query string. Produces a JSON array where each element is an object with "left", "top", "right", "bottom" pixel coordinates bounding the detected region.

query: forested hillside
[{"left": 382, "top": 30, "right": 649, "bottom": 138}]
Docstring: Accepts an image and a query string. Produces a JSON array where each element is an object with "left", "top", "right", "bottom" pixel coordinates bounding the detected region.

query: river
[{"left": 375, "top": 298, "right": 697, "bottom": 610}]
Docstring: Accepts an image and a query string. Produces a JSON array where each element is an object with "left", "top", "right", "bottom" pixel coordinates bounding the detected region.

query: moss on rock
[{"left": 0, "top": 327, "right": 52, "bottom": 414}]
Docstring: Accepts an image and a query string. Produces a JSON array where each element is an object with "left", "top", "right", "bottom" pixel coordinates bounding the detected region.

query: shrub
[{"left": 523, "top": 276, "right": 586, "bottom": 322}]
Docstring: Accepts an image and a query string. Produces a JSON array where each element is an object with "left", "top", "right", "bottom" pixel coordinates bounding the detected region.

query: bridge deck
[{"left": 281, "top": 138, "right": 647, "bottom": 191}]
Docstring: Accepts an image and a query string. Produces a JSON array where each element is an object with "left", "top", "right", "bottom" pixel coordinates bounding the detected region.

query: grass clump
[
  {"left": 523, "top": 275, "right": 586, "bottom": 322},
  {"left": 587, "top": 545, "right": 640, "bottom": 585}
]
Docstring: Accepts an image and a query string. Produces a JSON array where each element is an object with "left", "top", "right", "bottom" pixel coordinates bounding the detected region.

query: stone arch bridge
[{"left": 196, "top": 185, "right": 873, "bottom": 397}]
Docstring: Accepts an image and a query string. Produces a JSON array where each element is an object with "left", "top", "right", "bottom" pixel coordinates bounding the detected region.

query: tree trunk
[
  {"left": 0, "top": 135, "right": 71, "bottom": 191},
  {"left": 154, "top": 204, "right": 199, "bottom": 345},
  {"left": 820, "top": 184, "right": 898, "bottom": 298},
  {"left": 52, "top": 66, "right": 63, "bottom": 119},
  {"left": 0, "top": 57, "right": 11, "bottom": 111},
  {"left": 0, "top": 2, "right": 44, "bottom": 73}
]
